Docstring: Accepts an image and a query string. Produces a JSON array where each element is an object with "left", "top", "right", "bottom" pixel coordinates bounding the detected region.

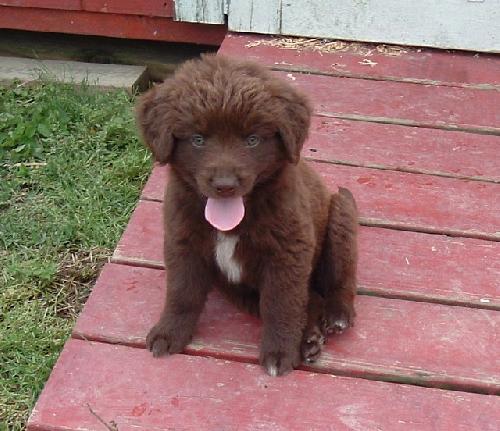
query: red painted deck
[{"left": 28, "top": 34, "right": 500, "bottom": 430}]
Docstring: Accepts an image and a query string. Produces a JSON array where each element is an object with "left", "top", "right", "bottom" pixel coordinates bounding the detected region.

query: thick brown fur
[{"left": 136, "top": 54, "right": 358, "bottom": 376}]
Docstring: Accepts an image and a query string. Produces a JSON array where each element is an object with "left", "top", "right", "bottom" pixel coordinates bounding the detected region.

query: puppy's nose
[{"left": 211, "top": 176, "right": 239, "bottom": 197}]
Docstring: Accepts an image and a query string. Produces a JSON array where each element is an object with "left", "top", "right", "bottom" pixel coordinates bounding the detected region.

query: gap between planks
[
  {"left": 110, "top": 254, "right": 500, "bottom": 312},
  {"left": 71, "top": 328, "right": 498, "bottom": 396},
  {"left": 316, "top": 112, "right": 500, "bottom": 137},
  {"left": 268, "top": 64, "right": 500, "bottom": 91},
  {"left": 135, "top": 196, "right": 500, "bottom": 243},
  {"left": 307, "top": 157, "right": 500, "bottom": 185},
  {"left": 359, "top": 217, "right": 500, "bottom": 243}
]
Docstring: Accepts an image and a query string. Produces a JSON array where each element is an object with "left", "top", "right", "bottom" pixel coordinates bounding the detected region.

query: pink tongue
[{"left": 205, "top": 197, "right": 245, "bottom": 231}]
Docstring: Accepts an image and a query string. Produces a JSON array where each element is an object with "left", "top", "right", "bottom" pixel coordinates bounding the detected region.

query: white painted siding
[
  {"left": 281, "top": 0, "right": 500, "bottom": 53},
  {"left": 175, "top": 0, "right": 225, "bottom": 25},
  {"left": 228, "top": 0, "right": 281, "bottom": 34},
  {"left": 174, "top": 0, "right": 500, "bottom": 52}
]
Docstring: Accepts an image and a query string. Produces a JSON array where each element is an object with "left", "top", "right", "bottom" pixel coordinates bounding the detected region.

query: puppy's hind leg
[{"left": 316, "top": 188, "right": 358, "bottom": 335}]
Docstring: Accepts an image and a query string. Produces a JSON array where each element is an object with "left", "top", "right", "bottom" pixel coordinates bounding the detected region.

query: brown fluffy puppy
[{"left": 136, "top": 54, "right": 358, "bottom": 376}]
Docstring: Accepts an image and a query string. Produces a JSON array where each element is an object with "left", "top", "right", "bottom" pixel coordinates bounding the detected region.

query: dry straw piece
[{"left": 245, "top": 37, "right": 410, "bottom": 57}]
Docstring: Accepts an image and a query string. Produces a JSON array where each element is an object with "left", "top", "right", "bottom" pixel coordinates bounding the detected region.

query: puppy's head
[{"left": 136, "top": 54, "right": 311, "bottom": 200}]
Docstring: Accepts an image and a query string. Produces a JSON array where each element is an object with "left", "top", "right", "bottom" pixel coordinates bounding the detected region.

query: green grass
[{"left": 0, "top": 79, "right": 151, "bottom": 429}]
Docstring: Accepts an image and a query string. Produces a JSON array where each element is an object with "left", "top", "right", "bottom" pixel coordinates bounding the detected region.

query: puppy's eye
[
  {"left": 246, "top": 134, "right": 261, "bottom": 148},
  {"left": 191, "top": 134, "right": 205, "bottom": 148}
]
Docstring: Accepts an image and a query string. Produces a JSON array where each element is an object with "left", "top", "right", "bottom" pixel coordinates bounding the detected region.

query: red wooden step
[
  {"left": 0, "top": 6, "right": 226, "bottom": 45},
  {"left": 113, "top": 199, "right": 500, "bottom": 309},
  {"left": 274, "top": 71, "right": 500, "bottom": 134},
  {"left": 307, "top": 117, "right": 500, "bottom": 183},
  {"left": 220, "top": 33, "right": 500, "bottom": 89},
  {"left": 73, "top": 264, "right": 500, "bottom": 393},
  {"left": 140, "top": 164, "right": 500, "bottom": 241},
  {"left": 28, "top": 339, "right": 500, "bottom": 431}
]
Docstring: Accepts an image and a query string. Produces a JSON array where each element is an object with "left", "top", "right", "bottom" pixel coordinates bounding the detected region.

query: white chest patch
[{"left": 215, "top": 233, "right": 242, "bottom": 284}]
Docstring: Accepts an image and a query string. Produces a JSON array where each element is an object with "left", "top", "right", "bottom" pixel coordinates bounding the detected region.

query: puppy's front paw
[
  {"left": 260, "top": 348, "right": 300, "bottom": 377},
  {"left": 146, "top": 322, "right": 191, "bottom": 357}
]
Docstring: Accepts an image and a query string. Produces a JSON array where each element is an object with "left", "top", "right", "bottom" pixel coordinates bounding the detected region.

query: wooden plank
[
  {"left": 228, "top": 0, "right": 281, "bottom": 34},
  {"left": 306, "top": 117, "right": 500, "bottom": 183},
  {"left": 112, "top": 200, "right": 164, "bottom": 269},
  {"left": 28, "top": 339, "right": 500, "bottom": 431},
  {"left": 73, "top": 264, "right": 500, "bottom": 393},
  {"left": 175, "top": 0, "right": 225, "bottom": 25},
  {"left": 274, "top": 71, "right": 500, "bottom": 134},
  {"left": 0, "top": 0, "right": 80, "bottom": 9},
  {"left": 82, "top": 0, "right": 174, "bottom": 17},
  {"left": 279, "top": 0, "right": 500, "bottom": 53},
  {"left": 220, "top": 33, "right": 500, "bottom": 90},
  {"left": 139, "top": 123, "right": 500, "bottom": 185},
  {"left": 112, "top": 200, "right": 500, "bottom": 309},
  {"left": 0, "top": 7, "right": 226, "bottom": 45},
  {"left": 140, "top": 164, "right": 500, "bottom": 241}
]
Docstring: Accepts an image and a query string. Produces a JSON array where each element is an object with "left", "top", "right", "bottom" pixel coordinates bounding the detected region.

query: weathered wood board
[
  {"left": 0, "top": 6, "right": 226, "bottom": 45},
  {"left": 73, "top": 263, "right": 500, "bottom": 393},
  {"left": 273, "top": 71, "right": 500, "bottom": 134},
  {"left": 220, "top": 33, "right": 500, "bottom": 90},
  {"left": 112, "top": 200, "right": 500, "bottom": 309},
  {"left": 27, "top": 339, "right": 500, "bottom": 431},
  {"left": 279, "top": 1, "right": 500, "bottom": 53},
  {"left": 175, "top": 0, "right": 500, "bottom": 52},
  {"left": 139, "top": 164, "right": 500, "bottom": 241},
  {"left": 174, "top": 0, "right": 225, "bottom": 25}
]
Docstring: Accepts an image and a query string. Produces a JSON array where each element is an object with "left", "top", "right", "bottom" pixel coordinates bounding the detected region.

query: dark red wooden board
[
  {"left": 307, "top": 117, "right": 500, "bottom": 183},
  {"left": 220, "top": 33, "right": 500, "bottom": 89},
  {"left": 73, "top": 263, "right": 500, "bottom": 393},
  {"left": 140, "top": 164, "right": 500, "bottom": 241},
  {"left": 0, "top": 0, "right": 80, "bottom": 9},
  {"left": 274, "top": 71, "right": 500, "bottom": 133},
  {"left": 28, "top": 339, "right": 500, "bottom": 431},
  {"left": 0, "top": 7, "right": 226, "bottom": 45},
  {"left": 113, "top": 199, "right": 500, "bottom": 309},
  {"left": 82, "top": 0, "right": 174, "bottom": 17}
]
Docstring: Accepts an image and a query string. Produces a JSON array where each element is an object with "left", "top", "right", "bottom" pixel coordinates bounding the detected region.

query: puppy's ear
[
  {"left": 136, "top": 85, "right": 175, "bottom": 164},
  {"left": 275, "top": 87, "right": 312, "bottom": 164}
]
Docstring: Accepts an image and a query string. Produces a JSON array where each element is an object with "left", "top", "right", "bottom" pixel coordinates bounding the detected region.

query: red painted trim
[
  {"left": 0, "top": 0, "right": 80, "bottom": 9},
  {"left": 82, "top": 0, "right": 174, "bottom": 18},
  {"left": 0, "top": 6, "right": 226, "bottom": 45}
]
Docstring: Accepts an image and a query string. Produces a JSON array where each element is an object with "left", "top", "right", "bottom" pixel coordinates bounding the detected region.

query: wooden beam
[{"left": 0, "top": 6, "right": 226, "bottom": 45}]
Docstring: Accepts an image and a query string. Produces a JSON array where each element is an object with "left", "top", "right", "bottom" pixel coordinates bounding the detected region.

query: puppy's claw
[
  {"left": 322, "top": 309, "right": 355, "bottom": 335},
  {"left": 266, "top": 365, "right": 278, "bottom": 377},
  {"left": 261, "top": 350, "right": 299, "bottom": 377},
  {"left": 301, "top": 325, "right": 325, "bottom": 363},
  {"left": 327, "top": 318, "right": 349, "bottom": 334}
]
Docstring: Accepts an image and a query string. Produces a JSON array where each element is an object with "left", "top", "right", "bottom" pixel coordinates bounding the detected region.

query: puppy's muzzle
[{"left": 211, "top": 174, "right": 240, "bottom": 197}]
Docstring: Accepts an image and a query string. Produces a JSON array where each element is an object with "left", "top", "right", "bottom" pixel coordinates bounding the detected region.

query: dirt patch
[{"left": 51, "top": 248, "right": 110, "bottom": 319}]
